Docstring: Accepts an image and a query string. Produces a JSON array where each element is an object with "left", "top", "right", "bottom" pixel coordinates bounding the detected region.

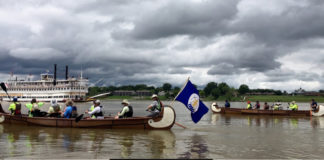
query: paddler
[
  {"left": 225, "top": 100, "right": 230, "bottom": 108},
  {"left": 85, "top": 100, "right": 104, "bottom": 119},
  {"left": 246, "top": 101, "right": 252, "bottom": 109},
  {"left": 25, "top": 98, "right": 44, "bottom": 117},
  {"left": 62, "top": 100, "right": 73, "bottom": 118},
  {"left": 8, "top": 97, "right": 21, "bottom": 115},
  {"left": 311, "top": 99, "right": 318, "bottom": 111},
  {"left": 289, "top": 101, "right": 298, "bottom": 111},
  {"left": 273, "top": 102, "right": 281, "bottom": 110},
  {"left": 115, "top": 99, "right": 133, "bottom": 119},
  {"left": 263, "top": 102, "right": 270, "bottom": 110},
  {"left": 146, "top": 94, "right": 163, "bottom": 117},
  {"left": 254, "top": 101, "right": 260, "bottom": 109},
  {"left": 48, "top": 99, "right": 62, "bottom": 117}
]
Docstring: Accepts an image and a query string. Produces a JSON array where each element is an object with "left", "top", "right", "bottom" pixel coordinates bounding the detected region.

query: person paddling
[
  {"left": 25, "top": 98, "right": 44, "bottom": 117},
  {"left": 311, "top": 99, "right": 318, "bottom": 111},
  {"left": 146, "top": 94, "right": 163, "bottom": 117},
  {"left": 8, "top": 97, "right": 21, "bottom": 115},
  {"left": 254, "top": 101, "right": 260, "bottom": 110},
  {"left": 115, "top": 99, "right": 133, "bottom": 119},
  {"left": 62, "top": 100, "right": 73, "bottom": 118},
  {"left": 263, "top": 102, "right": 270, "bottom": 110},
  {"left": 225, "top": 100, "right": 230, "bottom": 108},
  {"left": 289, "top": 101, "right": 298, "bottom": 111},
  {"left": 48, "top": 99, "right": 62, "bottom": 117},
  {"left": 246, "top": 101, "right": 252, "bottom": 109},
  {"left": 85, "top": 100, "right": 104, "bottom": 119}
]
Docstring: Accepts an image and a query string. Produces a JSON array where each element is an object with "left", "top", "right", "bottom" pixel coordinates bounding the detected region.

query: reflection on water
[
  {"left": 310, "top": 117, "right": 324, "bottom": 129},
  {"left": 210, "top": 114, "right": 311, "bottom": 129},
  {"left": 0, "top": 124, "right": 177, "bottom": 159},
  {"left": 180, "top": 134, "right": 208, "bottom": 159}
]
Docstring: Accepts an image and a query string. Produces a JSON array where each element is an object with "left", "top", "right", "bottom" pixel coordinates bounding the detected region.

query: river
[{"left": 0, "top": 100, "right": 324, "bottom": 159}]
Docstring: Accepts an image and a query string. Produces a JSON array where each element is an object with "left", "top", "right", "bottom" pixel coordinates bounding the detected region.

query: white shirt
[{"left": 88, "top": 106, "right": 103, "bottom": 117}]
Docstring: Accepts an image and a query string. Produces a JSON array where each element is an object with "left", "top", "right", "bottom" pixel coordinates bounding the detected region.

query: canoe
[
  {"left": 209, "top": 103, "right": 323, "bottom": 117},
  {"left": 0, "top": 103, "right": 175, "bottom": 129}
]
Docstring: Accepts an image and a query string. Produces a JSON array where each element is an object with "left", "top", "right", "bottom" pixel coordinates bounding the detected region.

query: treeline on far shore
[{"left": 87, "top": 82, "right": 324, "bottom": 102}]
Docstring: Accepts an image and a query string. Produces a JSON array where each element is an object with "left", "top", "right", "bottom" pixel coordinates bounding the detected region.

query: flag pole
[
  {"left": 170, "top": 77, "right": 190, "bottom": 107},
  {"left": 169, "top": 77, "right": 190, "bottom": 129}
]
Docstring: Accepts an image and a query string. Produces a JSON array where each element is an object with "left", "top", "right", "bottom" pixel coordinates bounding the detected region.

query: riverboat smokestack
[
  {"left": 65, "top": 65, "right": 68, "bottom": 80},
  {"left": 53, "top": 64, "right": 57, "bottom": 86}
]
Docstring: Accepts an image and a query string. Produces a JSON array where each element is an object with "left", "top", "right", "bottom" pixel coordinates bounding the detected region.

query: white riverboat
[{"left": 0, "top": 65, "right": 89, "bottom": 102}]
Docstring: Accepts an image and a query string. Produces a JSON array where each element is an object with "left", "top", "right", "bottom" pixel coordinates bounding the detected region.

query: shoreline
[{"left": 95, "top": 95, "right": 324, "bottom": 103}]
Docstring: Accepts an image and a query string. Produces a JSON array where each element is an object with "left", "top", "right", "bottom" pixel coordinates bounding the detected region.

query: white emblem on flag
[{"left": 188, "top": 93, "right": 200, "bottom": 113}]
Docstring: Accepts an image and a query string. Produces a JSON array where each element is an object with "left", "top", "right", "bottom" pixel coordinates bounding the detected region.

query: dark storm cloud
[
  {"left": 0, "top": 0, "right": 323, "bottom": 90},
  {"left": 130, "top": 0, "right": 239, "bottom": 39}
]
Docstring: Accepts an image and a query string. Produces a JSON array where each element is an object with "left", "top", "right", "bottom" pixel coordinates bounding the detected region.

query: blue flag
[{"left": 175, "top": 80, "right": 209, "bottom": 123}]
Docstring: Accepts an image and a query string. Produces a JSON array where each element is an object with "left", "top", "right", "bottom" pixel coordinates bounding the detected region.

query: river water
[{"left": 1, "top": 100, "right": 324, "bottom": 159}]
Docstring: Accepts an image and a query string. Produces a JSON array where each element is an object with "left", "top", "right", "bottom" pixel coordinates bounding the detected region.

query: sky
[{"left": 0, "top": 0, "right": 323, "bottom": 92}]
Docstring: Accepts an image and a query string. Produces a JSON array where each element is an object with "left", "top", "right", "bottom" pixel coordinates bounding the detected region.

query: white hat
[
  {"left": 121, "top": 99, "right": 129, "bottom": 105},
  {"left": 212, "top": 102, "right": 217, "bottom": 106},
  {"left": 95, "top": 99, "right": 101, "bottom": 104},
  {"left": 151, "top": 94, "right": 158, "bottom": 99}
]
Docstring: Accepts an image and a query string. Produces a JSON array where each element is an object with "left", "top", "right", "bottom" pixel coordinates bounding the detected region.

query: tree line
[{"left": 88, "top": 82, "right": 306, "bottom": 100}]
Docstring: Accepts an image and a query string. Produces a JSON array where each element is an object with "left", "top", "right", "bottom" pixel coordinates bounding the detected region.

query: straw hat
[
  {"left": 291, "top": 101, "right": 296, "bottom": 104},
  {"left": 121, "top": 99, "right": 129, "bottom": 105},
  {"left": 151, "top": 94, "right": 158, "bottom": 99}
]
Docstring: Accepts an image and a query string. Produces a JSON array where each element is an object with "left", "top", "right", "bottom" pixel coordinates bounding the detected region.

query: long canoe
[
  {"left": 210, "top": 103, "right": 324, "bottom": 117},
  {"left": 0, "top": 103, "right": 175, "bottom": 129}
]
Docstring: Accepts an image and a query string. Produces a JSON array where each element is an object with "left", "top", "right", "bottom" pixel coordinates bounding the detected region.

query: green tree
[
  {"left": 134, "top": 84, "right": 147, "bottom": 91},
  {"left": 238, "top": 84, "right": 249, "bottom": 95},
  {"left": 218, "top": 82, "right": 230, "bottom": 95},
  {"left": 211, "top": 88, "right": 221, "bottom": 100},
  {"left": 162, "top": 83, "right": 172, "bottom": 92},
  {"left": 225, "top": 87, "right": 236, "bottom": 101},
  {"left": 173, "top": 87, "right": 181, "bottom": 97},
  {"left": 199, "top": 90, "right": 205, "bottom": 98},
  {"left": 203, "top": 82, "right": 218, "bottom": 97}
]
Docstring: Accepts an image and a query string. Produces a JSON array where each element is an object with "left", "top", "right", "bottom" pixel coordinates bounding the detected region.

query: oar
[
  {"left": 175, "top": 122, "right": 186, "bottom": 129},
  {"left": 75, "top": 114, "right": 84, "bottom": 123},
  {"left": 0, "top": 82, "right": 10, "bottom": 100}
]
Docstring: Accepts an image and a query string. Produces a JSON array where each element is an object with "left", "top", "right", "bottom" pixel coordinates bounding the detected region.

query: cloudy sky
[{"left": 0, "top": 0, "right": 323, "bottom": 91}]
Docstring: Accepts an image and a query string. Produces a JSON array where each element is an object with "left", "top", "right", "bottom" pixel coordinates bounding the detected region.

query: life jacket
[
  {"left": 256, "top": 104, "right": 260, "bottom": 109},
  {"left": 14, "top": 103, "right": 21, "bottom": 115},
  {"left": 9, "top": 102, "right": 21, "bottom": 115},
  {"left": 125, "top": 106, "right": 133, "bottom": 117},
  {"left": 120, "top": 106, "right": 133, "bottom": 118},
  {"left": 52, "top": 104, "right": 61, "bottom": 113},
  {"left": 153, "top": 100, "right": 163, "bottom": 112},
  {"left": 246, "top": 104, "right": 252, "bottom": 109},
  {"left": 93, "top": 106, "right": 103, "bottom": 118},
  {"left": 89, "top": 105, "right": 95, "bottom": 119}
]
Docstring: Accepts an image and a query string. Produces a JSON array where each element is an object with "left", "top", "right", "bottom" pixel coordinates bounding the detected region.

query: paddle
[
  {"left": 75, "top": 114, "right": 84, "bottom": 123},
  {"left": 175, "top": 122, "right": 187, "bottom": 129},
  {"left": 0, "top": 82, "right": 10, "bottom": 100}
]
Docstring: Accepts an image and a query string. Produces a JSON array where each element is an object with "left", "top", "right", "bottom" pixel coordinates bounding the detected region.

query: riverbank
[{"left": 98, "top": 95, "right": 324, "bottom": 103}]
